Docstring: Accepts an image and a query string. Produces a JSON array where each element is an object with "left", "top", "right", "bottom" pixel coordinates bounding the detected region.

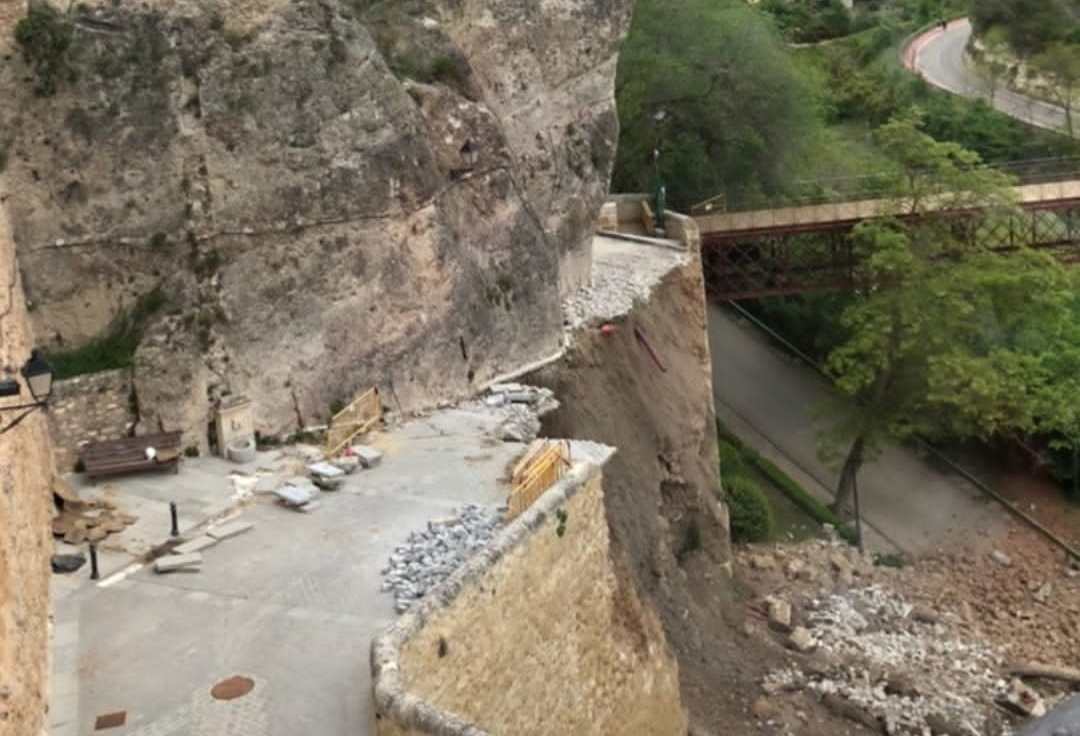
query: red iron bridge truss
[{"left": 693, "top": 158, "right": 1080, "bottom": 300}]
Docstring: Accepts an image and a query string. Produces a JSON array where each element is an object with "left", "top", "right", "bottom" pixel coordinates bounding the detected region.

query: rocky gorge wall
[
  {"left": 371, "top": 458, "right": 688, "bottom": 736},
  {"left": 0, "top": 184, "right": 53, "bottom": 735},
  {"left": 1, "top": 0, "right": 632, "bottom": 450}
]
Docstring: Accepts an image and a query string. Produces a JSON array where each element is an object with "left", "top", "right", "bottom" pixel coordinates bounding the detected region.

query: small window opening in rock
[
  {"left": 437, "top": 637, "right": 448, "bottom": 658},
  {"left": 458, "top": 336, "right": 468, "bottom": 361}
]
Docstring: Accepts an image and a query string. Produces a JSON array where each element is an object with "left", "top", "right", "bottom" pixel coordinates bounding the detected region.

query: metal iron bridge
[{"left": 693, "top": 157, "right": 1080, "bottom": 299}]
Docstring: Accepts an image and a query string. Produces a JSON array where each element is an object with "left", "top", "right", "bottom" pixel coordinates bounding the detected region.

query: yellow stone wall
[{"left": 373, "top": 465, "right": 687, "bottom": 736}]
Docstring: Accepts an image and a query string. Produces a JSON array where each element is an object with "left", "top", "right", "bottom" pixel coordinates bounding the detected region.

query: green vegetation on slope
[
  {"left": 971, "top": 0, "right": 1080, "bottom": 57},
  {"left": 46, "top": 288, "right": 167, "bottom": 380}
]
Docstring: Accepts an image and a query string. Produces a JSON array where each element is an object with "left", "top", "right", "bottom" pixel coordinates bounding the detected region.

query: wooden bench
[{"left": 81, "top": 432, "right": 183, "bottom": 480}]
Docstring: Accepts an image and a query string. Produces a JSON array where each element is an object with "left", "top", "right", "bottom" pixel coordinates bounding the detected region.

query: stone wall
[
  {"left": 47, "top": 369, "right": 135, "bottom": 471},
  {"left": 371, "top": 456, "right": 688, "bottom": 736},
  {"left": 0, "top": 181, "right": 53, "bottom": 734}
]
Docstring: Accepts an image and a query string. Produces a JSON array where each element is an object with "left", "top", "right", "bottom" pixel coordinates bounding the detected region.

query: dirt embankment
[{"left": 529, "top": 256, "right": 756, "bottom": 731}]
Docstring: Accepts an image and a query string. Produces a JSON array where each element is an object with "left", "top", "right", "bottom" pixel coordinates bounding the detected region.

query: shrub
[
  {"left": 46, "top": 287, "right": 167, "bottom": 379},
  {"left": 14, "top": 2, "right": 75, "bottom": 96},
  {"left": 725, "top": 476, "right": 775, "bottom": 543}
]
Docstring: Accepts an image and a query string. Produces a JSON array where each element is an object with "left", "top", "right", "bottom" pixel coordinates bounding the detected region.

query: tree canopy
[
  {"left": 971, "top": 0, "right": 1080, "bottom": 57},
  {"left": 819, "top": 112, "right": 1079, "bottom": 508},
  {"left": 612, "top": 0, "right": 820, "bottom": 210}
]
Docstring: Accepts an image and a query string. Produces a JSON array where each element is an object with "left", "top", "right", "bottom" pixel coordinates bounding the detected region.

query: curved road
[
  {"left": 905, "top": 18, "right": 1071, "bottom": 134},
  {"left": 708, "top": 305, "right": 1008, "bottom": 556}
]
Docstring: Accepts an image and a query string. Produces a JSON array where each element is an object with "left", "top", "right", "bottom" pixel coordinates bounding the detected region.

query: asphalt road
[
  {"left": 707, "top": 305, "right": 1007, "bottom": 556},
  {"left": 905, "top": 19, "right": 1071, "bottom": 134}
]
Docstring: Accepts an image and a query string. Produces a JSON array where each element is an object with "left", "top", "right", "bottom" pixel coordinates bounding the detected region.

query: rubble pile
[
  {"left": 741, "top": 530, "right": 1080, "bottom": 735},
  {"left": 483, "top": 383, "right": 558, "bottom": 443},
  {"left": 765, "top": 584, "right": 1010, "bottom": 734},
  {"left": 381, "top": 504, "right": 503, "bottom": 614}
]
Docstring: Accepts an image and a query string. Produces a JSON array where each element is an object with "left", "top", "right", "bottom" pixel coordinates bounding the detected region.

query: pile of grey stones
[{"left": 381, "top": 503, "right": 503, "bottom": 614}]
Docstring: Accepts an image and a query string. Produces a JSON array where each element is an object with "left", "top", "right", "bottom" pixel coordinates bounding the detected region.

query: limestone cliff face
[
  {"left": 2, "top": 0, "right": 630, "bottom": 446},
  {"left": 0, "top": 187, "right": 53, "bottom": 736}
]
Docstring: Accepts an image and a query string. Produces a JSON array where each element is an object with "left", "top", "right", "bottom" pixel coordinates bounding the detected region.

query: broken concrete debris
[
  {"left": 206, "top": 521, "right": 254, "bottom": 541},
  {"left": 350, "top": 445, "right": 383, "bottom": 469},
  {"left": 765, "top": 596, "right": 792, "bottom": 632},
  {"left": 273, "top": 479, "right": 317, "bottom": 510},
  {"left": 763, "top": 583, "right": 1016, "bottom": 735},
  {"left": 154, "top": 553, "right": 203, "bottom": 573},
  {"left": 308, "top": 462, "right": 345, "bottom": 491},
  {"left": 173, "top": 536, "right": 217, "bottom": 555},
  {"left": 381, "top": 504, "right": 502, "bottom": 614}
]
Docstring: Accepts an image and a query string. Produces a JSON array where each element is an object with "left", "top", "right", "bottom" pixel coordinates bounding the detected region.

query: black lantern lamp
[
  {"left": 0, "top": 350, "right": 54, "bottom": 432},
  {"left": 21, "top": 350, "right": 54, "bottom": 404}
]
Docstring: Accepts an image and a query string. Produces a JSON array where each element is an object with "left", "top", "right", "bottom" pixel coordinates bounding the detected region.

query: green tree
[
  {"left": 973, "top": 27, "right": 1013, "bottom": 104},
  {"left": 14, "top": 1, "right": 75, "bottom": 97},
  {"left": 613, "top": 0, "right": 820, "bottom": 210},
  {"left": 819, "top": 112, "right": 1074, "bottom": 510},
  {"left": 1032, "top": 42, "right": 1080, "bottom": 136}
]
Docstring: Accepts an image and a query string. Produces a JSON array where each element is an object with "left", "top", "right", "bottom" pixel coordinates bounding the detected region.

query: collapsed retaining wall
[
  {"left": 528, "top": 213, "right": 738, "bottom": 730},
  {"left": 47, "top": 368, "right": 135, "bottom": 471},
  {"left": 371, "top": 453, "right": 688, "bottom": 736}
]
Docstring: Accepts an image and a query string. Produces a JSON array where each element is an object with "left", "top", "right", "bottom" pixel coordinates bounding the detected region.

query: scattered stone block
[
  {"left": 206, "top": 521, "right": 254, "bottom": 541},
  {"left": 174, "top": 536, "right": 218, "bottom": 555},
  {"left": 308, "top": 462, "right": 344, "bottom": 478},
  {"left": 787, "top": 626, "right": 816, "bottom": 652},
  {"left": 274, "top": 485, "right": 315, "bottom": 507},
  {"left": 154, "top": 553, "right": 203, "bottom": 573},
  {"left": 766, "top": 596, "right": 793, "bottom": 632},
  {"left": 352, "top": 445, "right": 383, "bottom": 468},
  {"left": 751, "top": 696, "right": 777, "bottom": 720},
  {"left": 330, "top": 456, "right": 360, "bottom": 474},
  {"left": 749, "top": 554, "right": 775, "bottom": 571},
  {"left": 997, "top": 678, "right": 1046, "bottom": 718},
  {"left": 313, "top": 475, "right": 344, "bottom": 491},
  {"left": 991, "top": 549, "right": 1013, "bottom": 567},
  {"left": 911, "top": 605, "right": 940, "bottom": 624},
  {"left": 489, "top": 382, "right": 524, "bottom": 394}
]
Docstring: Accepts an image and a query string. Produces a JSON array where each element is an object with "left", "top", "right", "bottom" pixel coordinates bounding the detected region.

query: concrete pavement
[
  {"left": 708, "top": 304, "right": 1007, "bottom": 556},
  {"left": 906, "top": 19, "right": 1072, "bottom": 135},
  {"left": 49, "top": 406, "right": 527, "bottom": 736}
]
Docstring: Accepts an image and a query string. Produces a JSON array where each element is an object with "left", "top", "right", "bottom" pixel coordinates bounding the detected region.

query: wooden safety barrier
[
  {"left": 325, "top": 387, "right": 381, "bottom": 457},
  {"left": 508, "top": 440, "right": 571, "bottom": 520}
]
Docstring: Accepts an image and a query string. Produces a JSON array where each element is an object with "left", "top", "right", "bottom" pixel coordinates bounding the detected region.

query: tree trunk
[{"left": 833, "top": 434, "right": 866, "bottom": 511}]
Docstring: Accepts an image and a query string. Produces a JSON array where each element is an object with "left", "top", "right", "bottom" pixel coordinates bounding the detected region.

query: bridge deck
[{"left": 697, "top": 179, "right": 1080, "bottom": 239}]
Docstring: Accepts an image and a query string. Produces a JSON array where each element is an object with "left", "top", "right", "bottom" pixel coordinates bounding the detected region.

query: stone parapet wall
[
  {"left": 371, "top": 451, "right": 687, "bottom": 736},
  {"left": 47, "top": 369, "right": 135, "bottom": 471}
]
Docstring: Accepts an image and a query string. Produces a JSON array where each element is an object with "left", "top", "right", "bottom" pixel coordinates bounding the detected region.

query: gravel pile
[
  {"left": 765, "top": 584, "right": 1010, "bottom": 735},
  {"left": 381, "top": 504, "right": 503, "bottom": 614}
]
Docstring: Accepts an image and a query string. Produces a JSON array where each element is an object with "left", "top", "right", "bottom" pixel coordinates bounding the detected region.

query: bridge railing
[{"left": 691, "top": 156, "right": 1080, "bottom": 216}]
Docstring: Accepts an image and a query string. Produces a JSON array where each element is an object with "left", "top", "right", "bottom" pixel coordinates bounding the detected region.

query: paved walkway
[
  {"left": 905, "top": 18, "right": 1071, "bottom": 134},
  {"left": 50, "top": 406, "right": 526, "bottom": 736},
  {"left": 708, "top": 305, "right": 1007, "bottom": 556}
]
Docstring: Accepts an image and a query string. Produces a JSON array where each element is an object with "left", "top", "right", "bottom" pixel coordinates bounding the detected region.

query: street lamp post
[{"left": 0, "top": 350, "right": 55, "bottom": 435}]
